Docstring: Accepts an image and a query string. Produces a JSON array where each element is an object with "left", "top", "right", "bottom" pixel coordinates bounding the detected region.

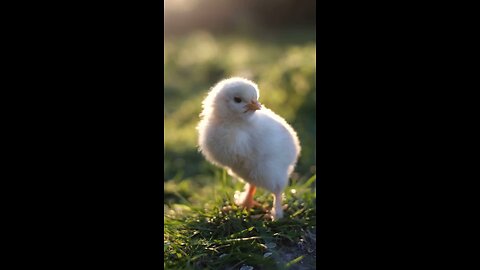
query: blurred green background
[{"left": 164, "top": 0, "right": 316, "bottom": 204}]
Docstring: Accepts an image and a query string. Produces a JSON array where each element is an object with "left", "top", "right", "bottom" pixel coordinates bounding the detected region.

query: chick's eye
[{"left": 234, "top": 97, "right": 242, "bottom": 103}]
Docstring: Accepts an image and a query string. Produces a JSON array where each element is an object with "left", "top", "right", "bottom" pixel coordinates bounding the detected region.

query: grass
[
  {"left": 164, "top": 28, "right": 316, "bottom": 269},
  {"left": 164, "top": 171, "right": 316, "bottom": 270}
]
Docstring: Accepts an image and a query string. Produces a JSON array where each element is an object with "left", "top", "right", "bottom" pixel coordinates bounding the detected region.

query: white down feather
[{"left": 197, "top": 77, "right": 301, "bottom": 194}]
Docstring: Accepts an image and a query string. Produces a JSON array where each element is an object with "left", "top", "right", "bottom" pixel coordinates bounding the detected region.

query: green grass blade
[
  {"left": 302, "top": 174, "right": 316, "bottom": 188},
  {"left": 285, "top": 255, "right": 305, "bottom": 268}
]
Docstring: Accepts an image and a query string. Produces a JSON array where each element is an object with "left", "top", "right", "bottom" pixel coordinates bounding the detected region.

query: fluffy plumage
[{"left": 197, "top": 77, "right": 301, "bottom": 220}]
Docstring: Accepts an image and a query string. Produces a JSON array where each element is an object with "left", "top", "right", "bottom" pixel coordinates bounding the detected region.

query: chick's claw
[
  {"left": 238, "top": 198, "right": 261, "bottom": 209},
  {"left": 234, "top": 183, "right": 260, "bottom": 209},
  {"left": 234, "top": 191, "right": 261, "bottom": 209}
]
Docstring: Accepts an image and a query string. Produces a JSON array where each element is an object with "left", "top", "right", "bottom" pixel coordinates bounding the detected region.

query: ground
[{"left": 164, "top": 172, "right": 316, "bottom": 269}]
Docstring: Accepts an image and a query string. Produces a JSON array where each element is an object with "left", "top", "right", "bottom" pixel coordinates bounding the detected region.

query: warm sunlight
[{"left": 164, "top": 1, "right": 316, "bottom": 268}]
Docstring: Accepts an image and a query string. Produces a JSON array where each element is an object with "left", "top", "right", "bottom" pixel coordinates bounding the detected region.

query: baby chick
[{"left": 197, "top": 77, "right": 301, "bottom": 220}]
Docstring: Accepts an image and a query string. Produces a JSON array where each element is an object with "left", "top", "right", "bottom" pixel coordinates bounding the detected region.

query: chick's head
[{"left": 202, "top": 77, "right": 262, "bottom": 121}]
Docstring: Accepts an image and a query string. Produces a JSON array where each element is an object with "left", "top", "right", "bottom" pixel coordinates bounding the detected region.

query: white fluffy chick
[{"left": 197, "top": 77, "right": 301, "bottom": 220}]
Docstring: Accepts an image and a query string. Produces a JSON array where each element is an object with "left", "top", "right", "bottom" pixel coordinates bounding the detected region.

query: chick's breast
[{"left": 198, "top": 120, "right": 254, "bottom": 170}]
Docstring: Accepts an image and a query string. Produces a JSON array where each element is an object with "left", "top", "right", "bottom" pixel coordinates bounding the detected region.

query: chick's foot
[
  {"left": 271, "top": 192, "right": 285, "bottom": 220},
  {"left": 234, "top": 183, "right": 260, "bottom": 209},
  {"left": 234, "top": 192, "right": 260, "bottom": 209}
]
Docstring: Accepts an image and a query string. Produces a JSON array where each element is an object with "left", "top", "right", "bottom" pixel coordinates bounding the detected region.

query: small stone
[
  {"left": 239, "top": 265, "right": 254, "bottom": 270},
  {"left": 265, "top": 242, "right": 277, "bottom": 249}
]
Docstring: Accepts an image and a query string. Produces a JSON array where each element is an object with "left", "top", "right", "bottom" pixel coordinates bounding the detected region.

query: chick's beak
[{"left": 245, "top": 100, "right": 262, "bottom": 112}]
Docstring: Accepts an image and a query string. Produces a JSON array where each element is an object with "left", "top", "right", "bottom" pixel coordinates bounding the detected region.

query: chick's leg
[
  {"left": 235, "top": 183, "right": 260, "bottom": 209},
  {"left": 271, "top": 192, "right": 284, "bottom": 220}
]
